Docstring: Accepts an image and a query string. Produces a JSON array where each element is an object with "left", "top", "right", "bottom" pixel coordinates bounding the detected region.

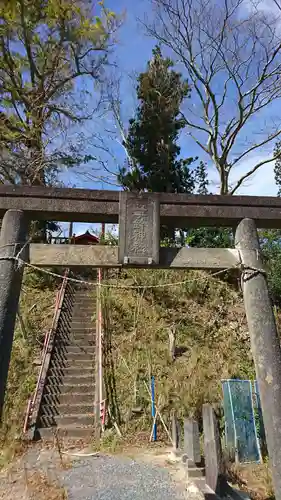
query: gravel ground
[{"left": 61, "top": 455, "right": 186, "bottom": 500}]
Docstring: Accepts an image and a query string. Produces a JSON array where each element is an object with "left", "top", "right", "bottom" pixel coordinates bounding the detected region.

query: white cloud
[{"left": 208, "top": 154, "right": 277, "bottom": 196}]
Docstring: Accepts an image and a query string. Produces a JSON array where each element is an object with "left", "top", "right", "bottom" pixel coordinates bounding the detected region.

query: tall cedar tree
[{"left": 118, "top": 46, "right": 196, "bottom": 193}]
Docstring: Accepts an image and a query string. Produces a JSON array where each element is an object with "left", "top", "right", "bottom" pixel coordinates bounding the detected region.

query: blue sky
[{"left": 60, "top": 0, "right": 279, "bottom": 236}]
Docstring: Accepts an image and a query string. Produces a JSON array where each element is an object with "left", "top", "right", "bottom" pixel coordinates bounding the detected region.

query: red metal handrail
[{"left": 23, "top": 268, "right": 69, "bottom": 434}]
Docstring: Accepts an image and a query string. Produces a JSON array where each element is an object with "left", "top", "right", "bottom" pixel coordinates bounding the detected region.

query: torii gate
[{"left": 0, "top": 186, "right": 281, "bottom": 498}]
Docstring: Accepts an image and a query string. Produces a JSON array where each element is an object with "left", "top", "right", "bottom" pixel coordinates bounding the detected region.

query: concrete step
[
  {"left": 69, "top": 334, "right": 95, "bottom": 340},
  {"left": 44, "top": 381, "right": 94, "bottom": 396},
  {"left": 60, "top": 383, "right": 94, "bottom": 394},
  {"left": 41, "top": 405, "right": 59, "bottom": 417},
  {"left": 52, "top": 359, "right": 94, "bottom": 368},
  {"left": 54, "top": 336, "right": 95, "bottom": 347},
  {"left": 48, "top": 374, "right": 94, "bottom": 385},
  {"left": 71, "top": 317, "right": 93, "bottom": 324},
  {"left": 63, "top": 374, "right": 94, "bottom": 385},
  {"left": 51, "top": 349, "right": 93, "bottom": 360},
  {"left": 41, "top": 403, "right": 94, "bottom": 418},
  {"left": 70, "top": 325, "right": 95, "bottom": 331},
  {"left": 188, "top": 467, "right": 205, "bottom": 479},
  {"left": 65, "top": 339, "right": 94, "bottom": 346},
  {"left": 52, "top": 343, "right": 94, "bottom": 354},
  {"left": 50, "top": 351, "right": 69, "bottom": 361},
  {"left": 71, "top": 322, "right": 94, "bottom": 329},
  {"left": 69, "top": 331, "right": 95, "bottom": 337},
  {"left": 71, "top": 314, "right": 94, "bottom": 322},
  {"left": 59, "top": 393, "right": 94, "bottom": 404},
  {"left": 51, "top": 352, "right": 94, "bottom": 363},
  {"left": 74, "top": 293, "right": 94, "bottom": 298},
  {"left": 39, "top": 415, "right": 56, "bottom": 427},
  {"left": 71, "top": 331, "right": 94, "bottom": 338},
  {"left": 63, "top": 352, "right": 94, "bottom": 361},
  {"left": 67, "top": 338, "right": 95, "bottom": 347},
  {"left": 72, "top": 303, "right": 93, "bottom": 310},
  {"left": 42, "top": 393, "right": 62, "bottom": 406},
  {"left": 58, "top": 403, "right": 94, "bottom": 414},
  {"left": 72, "top": 302, "right": 94, "bottom": 309},
  {"left": 64, "top": 346, "right": 93, "bottom": 354},
  {"left": 44, "top": 380, "right": 61, "bottom": 392},
  {"left": 44, "top": 385, "right": 63, "bottom": 397},
  {"left": 53, "top": 346, "right": 94, "bottom": 357},
  {"left": 49, "top": 367, "right": 94, "bottom": 378},
  {"left": 53, "top": 336, "right": 72, "bottom": 346},
  {"left": 72, "top": 302, "right": 93, "bottom": 308},
  {"left": 38, "top": 425, "right": 94, "bottom": 440},
  {"left": 40, "top": 412, "right": 94, "bottom": 427},
  {"left": 43, "top": 392, "right": 94, "bottom": 406},
  {"left": 50, "top": 351, "right": 67, "bottom": 360},
  {"left": 56, "top": 414, "right": 94, "bottom": 426}
]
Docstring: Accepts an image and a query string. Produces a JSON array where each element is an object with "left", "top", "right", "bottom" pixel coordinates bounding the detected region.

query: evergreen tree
[
  {"left": 118, "top": 46, "right": 196, "bottom": 193},
  {"left": 118, "top": 47, "right": 233, "bottom": 246}
]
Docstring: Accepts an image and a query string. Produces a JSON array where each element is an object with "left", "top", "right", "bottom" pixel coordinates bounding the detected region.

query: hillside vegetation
[
  {"left": 101, "top": 268, "right": 255, "bottom": 436},
  {"left": 101, "top": 268, "right": 276, "bottom": 499}
]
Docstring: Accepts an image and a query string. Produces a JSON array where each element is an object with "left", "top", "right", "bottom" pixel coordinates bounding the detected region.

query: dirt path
[{"left": 0, "top": 446, "right": 189, "bottom": 500}]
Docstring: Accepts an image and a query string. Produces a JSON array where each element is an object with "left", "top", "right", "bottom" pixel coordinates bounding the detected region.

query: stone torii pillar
[
  {"left": 235, "top": 218, "right": 281, "bottom": 500},
  {"left": 0, "top": 210, "right": 29, "bottom": 419}
]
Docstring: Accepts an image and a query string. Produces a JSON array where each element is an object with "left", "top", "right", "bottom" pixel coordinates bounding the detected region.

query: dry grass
[
  {"left": 99, "top": 267, "right": 281, "bottom": 499},
  {"left": 101, "top": 269, "right": 255, "bottom": 431},
  {"left": 99, "top": 268, "right": 276, "bottom": 498},
  {"left": 227, "top": 462, "right": 274, "bottom": 500},
  {"left": 24, "top": 470, "right": 68, "bottom": 500},
  {"left": 0, "top": 451, "right": 69, "bottom": 500}
]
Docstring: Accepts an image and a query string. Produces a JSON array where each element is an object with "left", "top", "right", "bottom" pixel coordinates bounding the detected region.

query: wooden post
[
  {"left": 0, "top": 210, "right": 29, "bottom": 418},
  {"left": 235, "top": 218, "right": 281, "bottom": 500},
  {"left": 168, "top": 324, "right": 176, "bottom": 361}
]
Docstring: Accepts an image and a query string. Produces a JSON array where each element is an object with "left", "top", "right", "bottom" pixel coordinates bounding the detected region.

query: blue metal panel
[{"left": 222, "top": 379, "right": 262, "bottom": 463}]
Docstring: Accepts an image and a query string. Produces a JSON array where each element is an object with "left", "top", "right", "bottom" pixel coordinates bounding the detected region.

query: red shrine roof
[{"left": 72, "top": 230, "right": 99, "bottom": 244}]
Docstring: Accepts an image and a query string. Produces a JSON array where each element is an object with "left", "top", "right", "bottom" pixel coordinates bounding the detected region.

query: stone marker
[
  {"left": 184, "top": 418, "right": 201, "bottom": 465},
  {"left": 202, "top": 404, "right": 226, "bottom": 495},
  {"left": 118, "top": 191, "right": 160, "bottom": 266}
]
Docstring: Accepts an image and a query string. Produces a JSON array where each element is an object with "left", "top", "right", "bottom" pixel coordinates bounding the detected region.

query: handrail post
[{"left": 95, "top": 268, "right": 102, "bottom": 440}]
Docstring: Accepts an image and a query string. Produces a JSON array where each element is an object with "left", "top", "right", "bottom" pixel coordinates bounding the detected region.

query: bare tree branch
[
  {"left": 106, "top": 77, "right": 137, "bottom": 171},
  {"left": 230, "top": 153, "right": 281, "bottom": 194},
  {"left": 145, "top": 0, "right": 281, "bottom": 193}
]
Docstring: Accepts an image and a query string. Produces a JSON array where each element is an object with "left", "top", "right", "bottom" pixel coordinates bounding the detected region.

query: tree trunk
[{"left": 219, "top": 168, "right": 229, "bottom": 195}]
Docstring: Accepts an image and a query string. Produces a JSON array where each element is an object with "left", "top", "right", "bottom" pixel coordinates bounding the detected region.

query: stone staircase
[{"left": 37, "top": 285, "right": 96, "bottom": 439}]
